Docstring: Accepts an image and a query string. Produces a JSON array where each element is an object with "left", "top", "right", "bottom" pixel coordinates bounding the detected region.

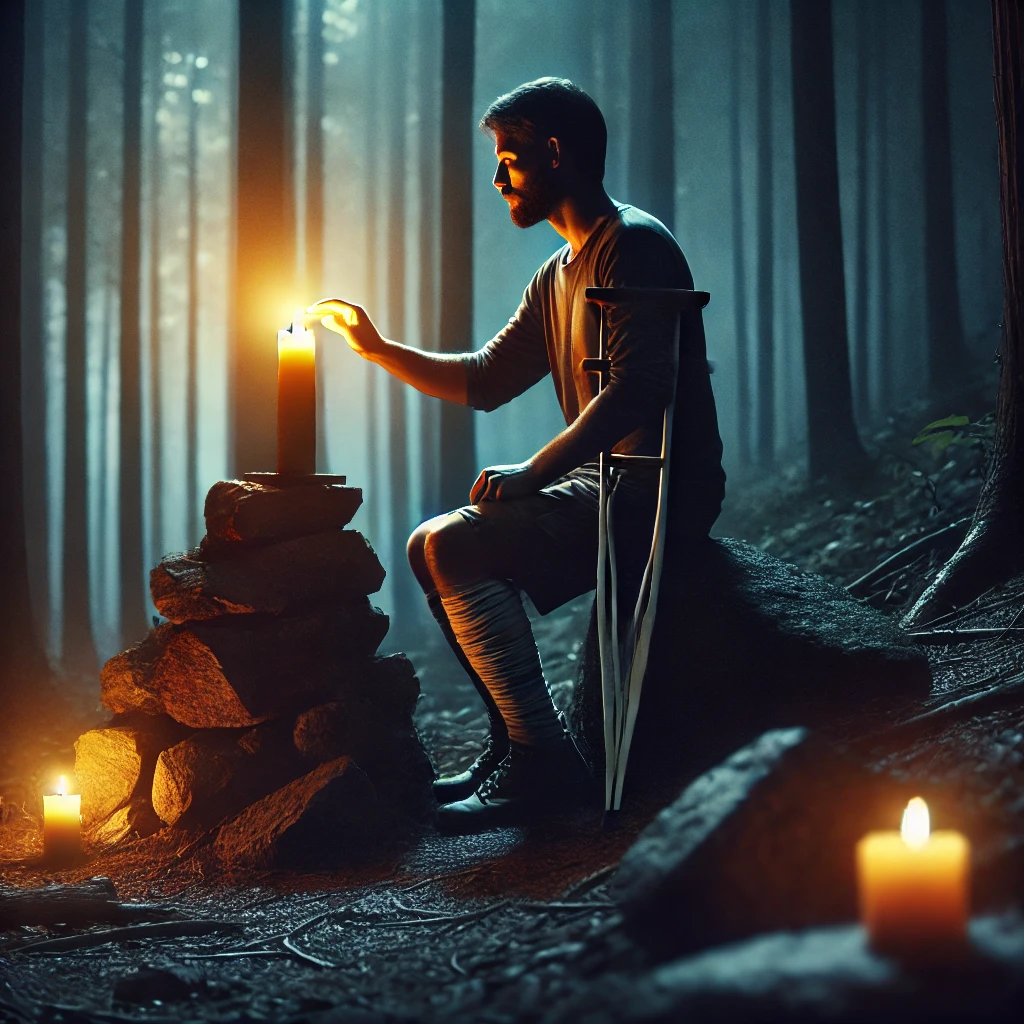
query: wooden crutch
[{"left": 582, "top": 286, "right": 711, "bottom": 812}]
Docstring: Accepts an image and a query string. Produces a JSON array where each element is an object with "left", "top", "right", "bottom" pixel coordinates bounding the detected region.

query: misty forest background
[{"left": 22, "top": 0, "right": 1002, "bottom": 682}]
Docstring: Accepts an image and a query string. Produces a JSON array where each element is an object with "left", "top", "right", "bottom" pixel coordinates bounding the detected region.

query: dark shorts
[{"left": 455, "top": 463, "right": 659, "bottom": 615}]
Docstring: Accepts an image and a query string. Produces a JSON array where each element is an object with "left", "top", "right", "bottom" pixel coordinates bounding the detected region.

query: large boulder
[
  {"left": 101, "top": 601, "right": 389, "bottom": 728},
  {"left": 612, "top": 728, "right": 909, "bottom": 959},
  {"left": 151, "top": 530, "right": 386, "bottom": 623},
  {"left": 212, "top": 756, "right": 377, "bottom": 869},
  {"left": 568, "top": 537, "right": 933, "bottom": 783},
  {"left": 152, "top": 723, "right": 305, "bottom": 830},
  {"left": 203, "top": 479, "right": 362, "bottom": 549}
]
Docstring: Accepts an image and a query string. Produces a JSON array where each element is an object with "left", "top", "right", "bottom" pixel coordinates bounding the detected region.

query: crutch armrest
[{"left": 608, "top": 454, "right": 664, "bottom": 467}]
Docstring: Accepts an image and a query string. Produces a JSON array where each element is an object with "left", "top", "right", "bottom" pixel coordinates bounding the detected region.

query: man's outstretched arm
[{"left": 308, "top": 298, "right": 470, "bottom": 405}]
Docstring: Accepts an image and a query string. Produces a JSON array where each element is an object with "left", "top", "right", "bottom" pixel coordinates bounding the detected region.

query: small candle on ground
[
  {"left": 856, "top": 796, "right": 970, "bottom": 956},
  {"left": 277, "top": 309, "right": 316, "bottom": 475},
  {"left": 43, "top": 775, "right": 81, "bottom": 862}
]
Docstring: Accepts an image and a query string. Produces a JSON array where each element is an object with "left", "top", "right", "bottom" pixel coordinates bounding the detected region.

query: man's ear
[{"left": 547, "top": 137, "right": 561, "bottom": 169}]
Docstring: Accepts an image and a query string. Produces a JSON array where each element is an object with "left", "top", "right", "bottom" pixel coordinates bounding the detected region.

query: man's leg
[{"left": 408, "top": 517, "right": 509, "bottom": 802}]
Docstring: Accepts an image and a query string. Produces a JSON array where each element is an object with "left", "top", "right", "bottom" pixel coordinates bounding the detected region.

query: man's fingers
[{"left": 306, "top": 298, "right": 362, "bottom": 326}]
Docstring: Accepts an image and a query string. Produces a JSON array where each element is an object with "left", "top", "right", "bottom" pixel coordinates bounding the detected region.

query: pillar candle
[
  {"left": 277, "top": 310, "right": 316, "bottom": 475},
  {"left": 43, "top": 776, "right": 81, "bottom": 861},
  {"left": 856, "top": 797, "right": 969, "bottom": 956}
]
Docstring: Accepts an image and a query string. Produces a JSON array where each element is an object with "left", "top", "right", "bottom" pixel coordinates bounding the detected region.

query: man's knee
[{"left": 422, "top": 514, "right": 485, "bottom": 588}]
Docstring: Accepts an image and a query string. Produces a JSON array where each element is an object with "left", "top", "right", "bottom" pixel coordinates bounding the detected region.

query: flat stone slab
[
  {"left": 569, "top": 537, "right": 933, "bottom": 782},
  {"left": 100, "top": 602, "right": 390, "bottom": 728},
  {"left": 613, "top": 728, "right": 906, "bottom": 958},
  {"left": 151, "top": 530, "right": 386, "bottom": 623},
  {"left": 204, "top": 479, "right": 362, "bottom": 548},
  {"left": 551, "top": 916, "right": 1024, "bottom": 1024}
]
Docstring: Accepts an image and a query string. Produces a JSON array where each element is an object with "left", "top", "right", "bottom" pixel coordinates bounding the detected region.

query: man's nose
[{"left": 493, "top": 162, "right": 510, "bottom": 189}]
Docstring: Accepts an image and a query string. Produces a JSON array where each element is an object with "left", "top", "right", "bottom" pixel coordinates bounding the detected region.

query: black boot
[
  {"left": 436, "top": 730, "right": 596, "bottom": 832},
  {"left": 426, "top": 591, "right": 510, "bottom": 804}
]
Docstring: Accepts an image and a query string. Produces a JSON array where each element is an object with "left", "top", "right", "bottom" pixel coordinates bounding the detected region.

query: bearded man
[{"left": 309, "top": 78, "right": 725, "bottom": 829}]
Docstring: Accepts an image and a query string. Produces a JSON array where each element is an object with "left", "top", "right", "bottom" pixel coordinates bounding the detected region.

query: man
[{"left": 309, "top": 78, "right": 725, "bottom": 828}]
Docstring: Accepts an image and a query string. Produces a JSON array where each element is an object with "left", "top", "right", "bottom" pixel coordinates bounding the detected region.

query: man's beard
[{"left": 504, "top": 173, "right": 561, "bottom": 228}]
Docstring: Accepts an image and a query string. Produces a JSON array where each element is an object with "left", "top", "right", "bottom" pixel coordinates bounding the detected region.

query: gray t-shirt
[{"left": 466, "top": 203, "right": 725, "bottom": 533}]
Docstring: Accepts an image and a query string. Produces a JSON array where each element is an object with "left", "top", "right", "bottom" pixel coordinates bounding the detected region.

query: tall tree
[
  {"left": 119, "top": 0, "right": 147, "bottom": 646},
  {"left": 21, "top": 0, "right": 49, "bottom": 651},
  {"left": 730, "top": 12, "right": 751, "bottom": 467},
  {"left": 0, "top": 0, "right": 48, "bottom": 711},
  {"left": 385, "top": 0, "right": 412, "bottom": 628},
  {"left": 755, "top": 0, "right": 775, "bottom": 464},
  {"left": 306, "top": 0, "right": 328, "bottom": 472},
  {"left": 627, "top": 0, "right": 675, "bottom": 229},
  {"left": 148, "top": 0, "right": 166, "bottom": 569},
  {"left": 852, "top": 4, "right": 870, "bottom": 421},
  {"left": 875, "top": 7, "right": 892, "bottom": 415},
  {"left": 437, "top": 0, "right": 477, "bottom": 510},
  {"left": 63, "top": 0, "right": 98, "bottom": 674},
  {"left": 417, "top": 0, "right": 440, "bottom": 520},
  {"left": 232, "top": 0, "right": 291, "bottom": 475},
  {"left": 184, "top": 55, "right": 201, "bottom": 541},
  {"left": 789, "top": 0, "right": 867, "bottom": 479},
  {"left": 921, "top": 0, "right": 969, "bottom": 392},
  {"left": 904, "top": 0, "right": 1024, "bottom": 625}
]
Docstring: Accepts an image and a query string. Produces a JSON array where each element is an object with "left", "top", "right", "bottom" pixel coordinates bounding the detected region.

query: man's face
[{"left": 492, "top": 130, "right": 563, "bottom": 229}]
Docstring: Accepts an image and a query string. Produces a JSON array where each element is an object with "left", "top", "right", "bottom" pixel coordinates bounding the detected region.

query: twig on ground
[
  {"left": 908, "top": 627, "right": 1024, "bottom": 644},
  {"left": 560, "top": 864, "right": 617, "bottom": 899},
  {"left": 450, "top": 950, "right": 468, "bottom": 975},
  {"left": 10, "top": 918, "right": 241, "bottom": 954},
  {"left": 282, "top": 934, "right": 336, "bottom": 968}
]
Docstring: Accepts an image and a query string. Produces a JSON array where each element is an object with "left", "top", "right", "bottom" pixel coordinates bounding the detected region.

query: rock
[
  {"left": 113, "top": 966, "right": 208, "bottom": 1005},
  {"left": 568, "top": 537, "right": 933, "bottom": 782},
  {"left": 612, "top": 728, "right": 908, "bottom": 959},
  {"left": 363, "top": 653, "right": 421, "bottom": 723},
  {"left": 83, "top": 800, "right": 163, "bottom": 851},
  {"left": 203, "top": 479, "right": 362, "bottom": 548},
  {"left": 151, "top": 530, "right": 386, "bottom": 623},
  {"left": 212, "top": 757, "right": 377, "bottom": 869},
  {"left": 100, "top": 601, "right": 390, "bottom": 728},
  {"left": 74, "top": 718, "right": 186, "bottom": 828},
  {"left": 152, "top": 724, "right": 305, "bottom": 829},
  {"left": 294, "top": 700, "right": 435, "bottom": 825},
  {"left": 548, "top": 916, "right": 1024, "bottom": 1024}
]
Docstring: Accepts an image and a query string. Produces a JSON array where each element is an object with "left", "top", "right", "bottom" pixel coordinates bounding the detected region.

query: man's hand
[
  {"left": 307, "top": 298, "right": 386, "bottom": 360},
  {"left": 470, "top": 461, "right": 543, "bottom": 503}
]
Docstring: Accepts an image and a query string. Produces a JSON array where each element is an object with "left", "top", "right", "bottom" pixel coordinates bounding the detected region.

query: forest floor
[{"left": 2, "top": 373, "right": 1023, "bottom": 1023}]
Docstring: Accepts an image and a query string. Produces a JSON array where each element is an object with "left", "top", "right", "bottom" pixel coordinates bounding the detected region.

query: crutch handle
[{"left": 581, "top": 357, "right": 611, "bottom": 374}]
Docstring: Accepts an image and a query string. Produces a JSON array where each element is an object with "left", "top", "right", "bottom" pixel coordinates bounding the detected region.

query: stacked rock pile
[{"left": 75, "top": 479, "right": 434, "bottom": 868}]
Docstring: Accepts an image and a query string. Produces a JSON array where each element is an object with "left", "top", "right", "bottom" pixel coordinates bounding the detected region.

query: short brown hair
[{"left": 480, "top": 78, "right": 607, "bottom": 184}]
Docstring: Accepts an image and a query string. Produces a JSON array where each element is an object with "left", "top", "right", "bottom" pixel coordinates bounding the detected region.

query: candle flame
[
  {"left": 901, "top": 796, "right": 930, "bottom": 848},
  {"left": 57, "top": 775, "right": 66, "bottom": 797},
  {"left": 291, "top": 308, "right": 306, "bottom": 335}
]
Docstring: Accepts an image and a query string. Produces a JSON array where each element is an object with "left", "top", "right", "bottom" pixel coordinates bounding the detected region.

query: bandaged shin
[
  {"left": 439, "top": 578, "right": 564, "bottom": 748},
  {"left": 425, "top": 589, "right": 507, "bottom": 738}
]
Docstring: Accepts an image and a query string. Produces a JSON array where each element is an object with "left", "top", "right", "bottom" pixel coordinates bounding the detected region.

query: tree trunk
[
  {"left": 185, "top": 61, "right": 200, "bottom": 543},
  {"left": 63, "top": 0, "right": 98, "bottom": 674},
  {"left": 119, "top": 0, "right": 147, "bottom": 646},
  {"left": 730, "top": 12, "right": 751, "bottom": 468},
  {"left": 148, "top": 0, "right": 165, "bottom": 569},
  {"left": 417, "top": 0, "right": 440, "bottom": 520},
  {"left": 875, "top": 8, "right": 891, "bottom": 415},
  {"left": 903, "top": 0, "right": 1024, "bottom": 626},
  {"left": 627, "top": 0, "right": 675, "bottom": 229},
  {"left": 21, "top": 0, "right": 49, "bottom": 654},
  {"left": 789, "top": 0, "right": 867, "bottom": 480},
  {"left": 305, "top": 0, "right": 328, "bottom": 473},
  {"left": 0, "top": 0, "right": 48, "bottom": 711},
  {"left": 438, "top": 0, "right": 477, "bottom": 510},
  {"left": 921, "top": 0, "right": 969, "bottom": 392},
  {"left": 385, "top": 0, "right": 411, "bottom": 629},
  {"left": 232, "top": 0, "right": 291, "bottom": 476},
  {"left": 755, "top": 0, "right": 775, "bottom": 465},
  {"left": 852, "top": 4, "right": 870, "bottom": 422}
]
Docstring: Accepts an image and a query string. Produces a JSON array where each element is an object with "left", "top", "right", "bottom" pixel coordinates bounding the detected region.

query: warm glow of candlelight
[
  {"left": 43, "top": 775, "right": 81, "bottom": 862},
  {"left": 901, "top": 797, "right": 930, "bottom": 848}
]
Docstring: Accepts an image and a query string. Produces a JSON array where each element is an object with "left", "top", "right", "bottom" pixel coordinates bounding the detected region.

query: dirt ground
[{"left": 2, "top": 382, "right": 1023, "bottom": 1023}]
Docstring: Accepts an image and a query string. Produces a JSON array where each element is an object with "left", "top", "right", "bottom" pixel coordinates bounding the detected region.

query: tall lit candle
[
  {"left": 857, "top": 797, "right": 970, "bottom": 956},
  {"left": 43, "top": 775, "right": 81, "bottom": 862},
  {"left": 277, "top": 309, "right": 316, "bottom": 475}
]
